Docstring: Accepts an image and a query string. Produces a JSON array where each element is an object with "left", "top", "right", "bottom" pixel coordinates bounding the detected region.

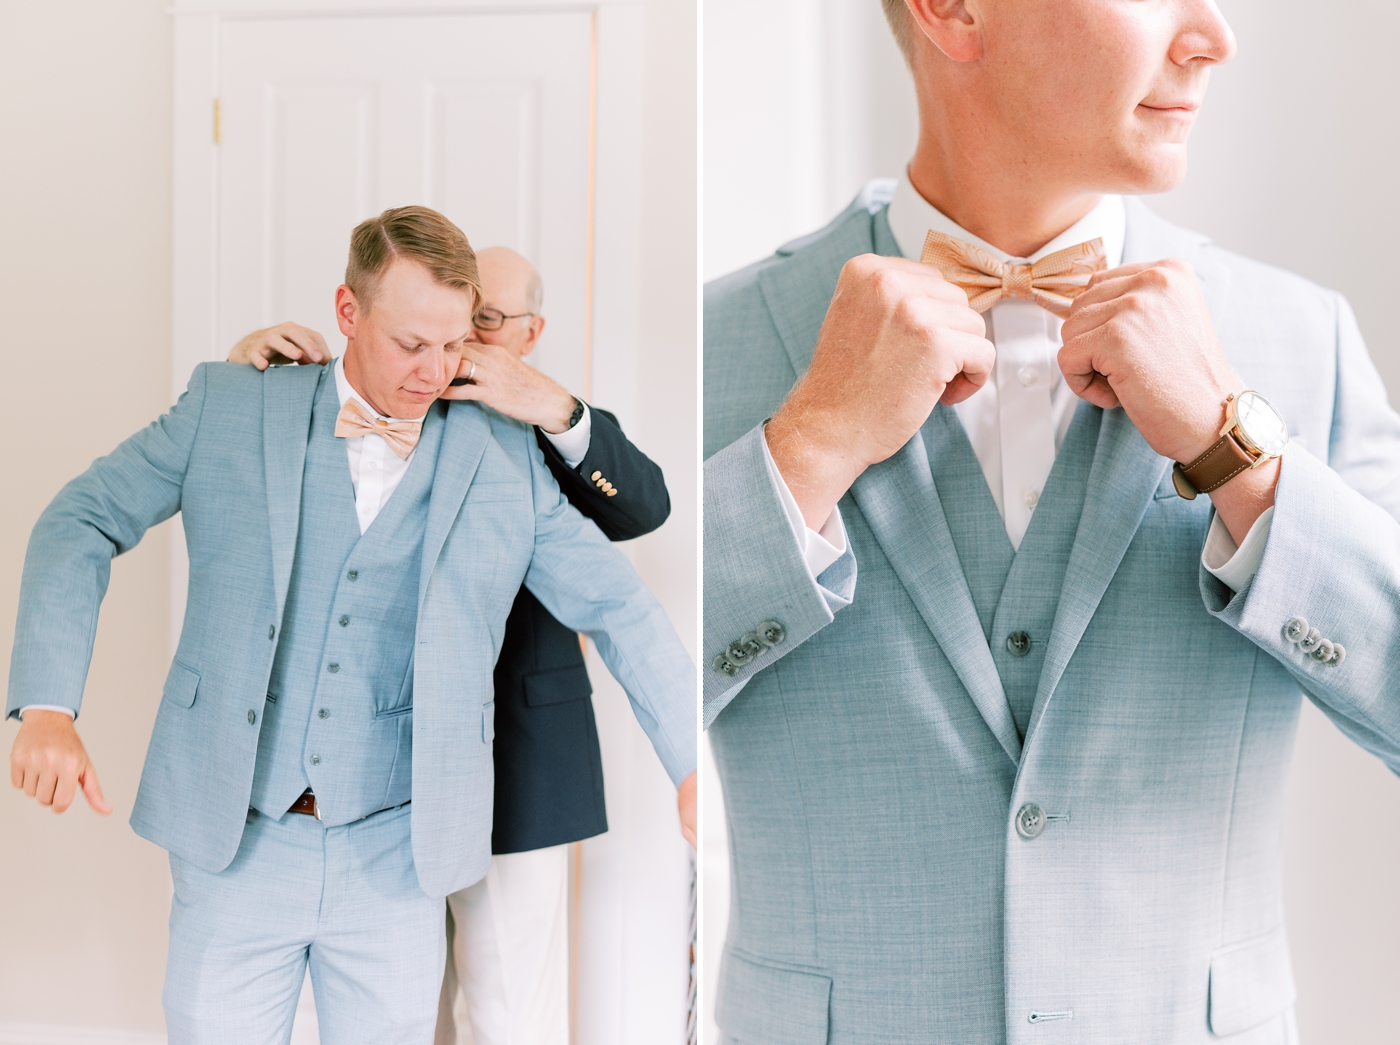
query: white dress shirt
[
  {"left": 763, "top": 173, "right": 1271, "bottom": 601},
  {"left": 21, "top": 357, "right": 593, "bottom": 721},
  {"left": 335, "top": 355, "right": 591, "bottom": 532}
]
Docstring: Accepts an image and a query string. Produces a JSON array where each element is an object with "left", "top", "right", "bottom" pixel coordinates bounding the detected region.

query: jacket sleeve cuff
[{"left": 703, "top": 425, "right": 857, "bottom": 725}]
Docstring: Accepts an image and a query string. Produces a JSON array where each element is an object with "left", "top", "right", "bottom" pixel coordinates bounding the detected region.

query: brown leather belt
[
  {"left": 288, "top": 789, "right": 321, "bottom": 820},
  {"left": 286, "top": 789, "right": 410, "bottom": 822}
]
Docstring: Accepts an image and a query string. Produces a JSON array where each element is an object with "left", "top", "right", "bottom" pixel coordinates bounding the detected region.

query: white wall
[{"left": 702, "top": 1, "right": 1400, "bottom": 1041}]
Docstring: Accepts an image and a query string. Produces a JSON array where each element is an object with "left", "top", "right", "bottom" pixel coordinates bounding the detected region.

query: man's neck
[{"left": 906, "top": 135, "right": 1102, "bottom": 260}]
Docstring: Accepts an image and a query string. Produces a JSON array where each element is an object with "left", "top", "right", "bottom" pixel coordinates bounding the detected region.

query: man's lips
[{"left": 1138, "top": 101, "right": 1200, "bottom": 115}]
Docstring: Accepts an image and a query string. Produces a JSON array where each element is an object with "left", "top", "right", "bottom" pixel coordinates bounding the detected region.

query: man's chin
[{"left": 1107, "top": 146, "right": 1189, "bottom": 197}]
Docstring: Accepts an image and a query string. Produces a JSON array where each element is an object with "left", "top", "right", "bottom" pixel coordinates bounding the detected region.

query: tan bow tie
[
  {"left": 333, "top": 398, "right": 422, "bottom": 459},
  {"left": 920, "top": 229, "right": 1107, "bottom": 318}
]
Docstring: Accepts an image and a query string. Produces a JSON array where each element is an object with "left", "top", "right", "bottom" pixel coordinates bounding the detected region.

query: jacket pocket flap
[
  {"left": 523, "top": 664, "right": 593, "bottom": 707},
  {"left": 1208, "top": 926, "right": 1296, "bottom": 1036},
  {"left": 162, "top": 662, "right": 200, "bottom": 709},
  {"left": 716, "top": 950, "right": 830, "bottom": 1045}
]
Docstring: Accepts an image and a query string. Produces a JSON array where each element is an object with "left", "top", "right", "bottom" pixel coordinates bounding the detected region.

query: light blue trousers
[{"left": 163, "top": 804, "right": 445, "bottom": 1045}]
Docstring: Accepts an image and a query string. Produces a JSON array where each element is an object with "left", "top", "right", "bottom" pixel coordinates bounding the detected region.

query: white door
[{"left": 216, "top": 12, "right": 593, "bottom": 395}]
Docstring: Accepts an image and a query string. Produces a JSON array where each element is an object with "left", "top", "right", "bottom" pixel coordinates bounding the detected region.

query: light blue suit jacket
[
  {"left": 7, "top": 362, "right": 696, "bottom": 899},
  {"left": 703, "top": 195, "right": 1400, "bottom": 1044}
]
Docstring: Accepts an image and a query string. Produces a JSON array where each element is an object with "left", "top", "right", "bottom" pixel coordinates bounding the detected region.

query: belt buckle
[{"left": 313, "top": 794, "right": 322, "bottom": 821}]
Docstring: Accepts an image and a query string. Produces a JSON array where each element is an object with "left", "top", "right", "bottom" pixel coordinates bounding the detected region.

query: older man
[
  {"left": 704, "top": 1, "right": 1400, "bottom": 1042},
  {"left": 232, "top": 246, "right": 684, "bottom": 1045}
]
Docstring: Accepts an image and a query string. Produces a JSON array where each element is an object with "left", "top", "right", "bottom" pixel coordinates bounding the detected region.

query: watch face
[{"left": 1234, "top": 390, "right": 1289, "bottom": 456}]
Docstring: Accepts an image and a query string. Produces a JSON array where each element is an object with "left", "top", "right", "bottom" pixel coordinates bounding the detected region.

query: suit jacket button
[
  {"left": 1330, "top": 643, "right": 1346, "bottom": 666},
  {"left": 1310, "top": 639, "right": 1335, "bottom": 662},
  {"left": 310, "top": 755, "right": 321, "bottom": 765},
  {"left": 1015, "top": 803, "right": 1046, "bottom": 839},
  {"left": 591, "top": 470, "right": 602, "bottom": 482},
  {"left": 247, "top": 710, "right": 257, "bottom": 725},
  {"left": 711, "top": 654, "right": 738, "bottom": 677},
  {"left": 1006, "top": 631, "right": 1032, "bottom": 657},
  {"left": 728, "top": 635, "right": 762, "bottom": 665},
  {"left": 347, "top": 569, "right": 358, "bottom": 581},
  {"left": 1298, "top": 628, "right": 1323, "bottom": 653},
  {"left": 1284, "top": 616, "right": 1308, "bottom": 643},
  {"left": 757, "top": 620, "right": 785, "bottom": 646},
  {"left": 606, "top": 489, "right": 618, "bottom": 496},
  {"left": 327, "top": 662, "right": 340, "bottom": 674},
  {"left": 268, "top": 625, "right": 276, "bottom": 641}
]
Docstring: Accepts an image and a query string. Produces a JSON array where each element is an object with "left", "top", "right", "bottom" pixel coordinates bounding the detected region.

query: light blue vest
[
  {"left": 924, "top": 400, "right": 1100, "bottom": 736},
  {"left": 249, "top": 369, "right": 443, "bottom": 825}
]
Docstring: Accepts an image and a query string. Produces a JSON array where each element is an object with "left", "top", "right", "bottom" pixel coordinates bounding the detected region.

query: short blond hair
[
  {"left": 881, "top": 0, "right": 914, "bottom": 64},
  {"left": 346, "top": 205, "right": 482, "bottom": 314}
]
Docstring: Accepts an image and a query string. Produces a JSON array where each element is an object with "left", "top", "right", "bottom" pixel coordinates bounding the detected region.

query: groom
[
  {"left": 8, "top": 206, "right": 696, "bottom": 1043},
  {"left": 705, "top": 0, "right": 1400, "bottom": 1042}
]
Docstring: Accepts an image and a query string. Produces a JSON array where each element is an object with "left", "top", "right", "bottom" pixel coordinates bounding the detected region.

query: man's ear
[
  {"left": 520, "top": 315, "right": 546, "bottom": 358},
  {"left": 335, "top": 285, "right": 360, "bottom": 339},
  {"left": 904, "top": 0, "right": 983, "bottom": 63}
]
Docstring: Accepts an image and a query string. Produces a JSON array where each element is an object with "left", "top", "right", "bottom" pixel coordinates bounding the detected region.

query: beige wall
[{"left": 0, "top": 0, "right": 175, "bottom": 1033}]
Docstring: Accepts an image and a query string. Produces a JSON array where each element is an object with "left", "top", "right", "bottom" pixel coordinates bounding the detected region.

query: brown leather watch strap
[{"left": 1172, "top": 431, "right": 1255, "bottom": 499}]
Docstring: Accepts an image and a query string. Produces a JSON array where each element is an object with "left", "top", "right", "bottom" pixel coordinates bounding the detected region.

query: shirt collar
[
  {"left": 884, "top": 168, "right": 1126, "bottom": 269},
  {"left": 332, "top": 354, "right": 421, "bottom": 424}
]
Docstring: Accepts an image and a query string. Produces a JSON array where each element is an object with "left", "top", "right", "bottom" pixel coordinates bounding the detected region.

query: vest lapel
[
  {"left": 264, "top": 364, "right": 326, "bottom": 622},
  {"left": 852, "top": 425, "right": 1022, "bottom": 766},
  {"left": 419, "top": 400, "right": 491, "bottom": 609}
]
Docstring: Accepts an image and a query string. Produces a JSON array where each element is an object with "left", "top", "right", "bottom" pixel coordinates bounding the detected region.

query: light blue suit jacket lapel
[
  {"left": 263, "top": 364, "right": 326, "bottom": 623},
  {"left": 757, "top": 205, "right": 1022, "bottom": 765},
  {"left": 1021, "top": 199, "right": 1234, "bottom": 749},
  {"left": 419, "top": 400, "right": 491, "bottom": 609}
]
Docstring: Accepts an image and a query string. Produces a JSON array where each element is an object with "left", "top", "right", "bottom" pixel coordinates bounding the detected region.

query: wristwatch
[
  {"left": 567, "top": 397, "right": 585, "bottom": 429},
  {"left": 1172, "top": 390, "right": 1288, "bottom": 500}
]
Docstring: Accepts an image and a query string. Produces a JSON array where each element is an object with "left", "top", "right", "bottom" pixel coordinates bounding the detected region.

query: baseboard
[{"left": 0, "top": 1025, "right": 165, "bottom": 1045}]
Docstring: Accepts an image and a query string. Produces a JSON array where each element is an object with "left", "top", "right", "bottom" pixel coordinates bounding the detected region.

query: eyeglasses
[{"left": 472, "top": 307, "right": 535, "bottom": 331}]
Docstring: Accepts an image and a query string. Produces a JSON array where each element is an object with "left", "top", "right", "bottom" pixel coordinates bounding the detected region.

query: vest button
[
  {"left": 268, "top": 625, "right": 276, "bottom": 641},
  {"left": 318, "top": 708, "right": 330, "bottom": 719},
  {"left": 339, "top": 615, "right": 350, "bottom": 627},
  {"left": 247, "top": 710, "right": 256, "bottom": 725},
  {"left": 1015, "top": 803, "right": 1046, "bottom": 839},
  {"left": 310, "top": 755, "right": 321, "bottom": 765},
  {"left": 327, "top": 662, "right": 340, "bottom": 674},
  {"left": 347, "top": 570, "right": 358, "bottom": 581},
  {"left": 1006, "top": 631, "right": 1032, "bottom": 657}
]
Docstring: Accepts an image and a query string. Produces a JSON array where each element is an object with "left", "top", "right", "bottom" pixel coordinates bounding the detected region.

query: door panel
[{"left": 217, "top": 13, "right": 591, "bottom": 394}]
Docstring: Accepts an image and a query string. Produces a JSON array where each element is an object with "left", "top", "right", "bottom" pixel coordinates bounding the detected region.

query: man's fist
[
  {"left": 678, "top": 771, "right": 696, "bottom": 849},
  {"left": 766, "top": 254, "right": 995, "bottom": 529},
  {"left": 10, "top": 710, "right": 111, "bottom": 815},
  {"left": 1058, "top": 259, "right": 1241, "bottom": 464},
  {"left": 228, "top": 322, "right": 331, "bottom": 370}
]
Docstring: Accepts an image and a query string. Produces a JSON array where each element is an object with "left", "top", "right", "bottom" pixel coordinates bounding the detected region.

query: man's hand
[
  {"left": 228, "top": 322, "right": 331, "bottom": 370},
  {"left": 1058, "top": 258, "right": 1277, "bottom": 542},
  {"left": 439, "top": 341, "right": 578, "bottom": 433},
  {"left": 10, "top": 710, "right": 111, "bottom": 814},
  {"left": 1058, "top": 259, "right": 1242, "bottom": 463},
  {"left": 765, "top": 254, "right": 995, "bottom": 530},
  {"left": 677, "top": 770, "right": 696, "bottom": 848}
]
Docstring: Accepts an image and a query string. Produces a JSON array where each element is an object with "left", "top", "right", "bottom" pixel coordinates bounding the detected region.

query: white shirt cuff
[
  {"left": 761, "top": 431, "right": 848, "bottom": 579},
  {"left": 1202, "top": 505, "right": 1274, "bottom": 592},
  {"left": 19, "top": 705, "right": 76, "bottom": 719},
  {"left": 541, "top": 401, "right": 591, "bottom": 469}
]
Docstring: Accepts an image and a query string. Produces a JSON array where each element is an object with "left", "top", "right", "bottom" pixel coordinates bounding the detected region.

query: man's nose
[{"left": 1174, "top": 0, "right": 1236, "bottom": 67}]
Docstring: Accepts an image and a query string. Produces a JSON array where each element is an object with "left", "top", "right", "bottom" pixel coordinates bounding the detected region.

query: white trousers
[{"left": 437, "top": 845, "right": 570, "bottom": 1045}]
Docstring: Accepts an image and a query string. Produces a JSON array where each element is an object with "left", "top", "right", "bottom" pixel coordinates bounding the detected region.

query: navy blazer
[{"left": 490, "top": 406, "right": 670, "bottom": 854}]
